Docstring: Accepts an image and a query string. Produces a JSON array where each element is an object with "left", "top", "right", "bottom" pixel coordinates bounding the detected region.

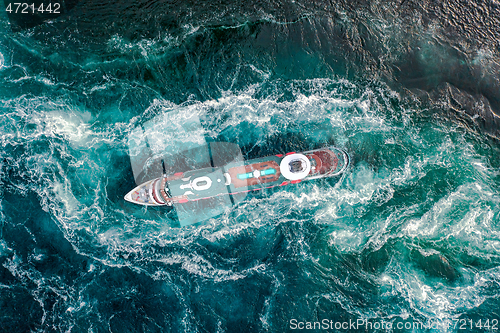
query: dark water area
[{"left": 1, "top": 0, "right": 500, "bottom": 332}]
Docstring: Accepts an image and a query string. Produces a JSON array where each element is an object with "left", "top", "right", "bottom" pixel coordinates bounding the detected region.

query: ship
[
  {"left": 124, "top": 146, "right": 349, "bottom": 207},
  {"left": 125, "top": 107, "right": 349, "bottom": 226}
]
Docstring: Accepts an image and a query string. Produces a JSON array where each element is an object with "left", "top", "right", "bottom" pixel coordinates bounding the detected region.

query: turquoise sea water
[{"left": 1, "top": 1, "right": 500, "bottom": 332}]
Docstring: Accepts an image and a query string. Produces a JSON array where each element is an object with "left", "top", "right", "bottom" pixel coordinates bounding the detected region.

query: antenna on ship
[
  {"left": 160, "top": 159, "right": 172, "bottom": 199},
  {"left": 161, "top": 159, "right": 167, "bottom": 177}
]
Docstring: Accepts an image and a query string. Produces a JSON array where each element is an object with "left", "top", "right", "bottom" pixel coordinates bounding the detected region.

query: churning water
[{"left": 1, "top": 0, "right": 500, "bottom": 331}]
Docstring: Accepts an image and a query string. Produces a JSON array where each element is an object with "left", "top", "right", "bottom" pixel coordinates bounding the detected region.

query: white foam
[
  {"left": 106, "top": 32, "right": 178, "bottom": 60},
  {"left": 5, "top": 76, "right": 496, "bottom": 286},
  {"left": 403, "top": 182, "right": 500, "bottom": 247},
  {"left": 46, "top": 111, "right": 94, "bottom": 146},
  {"left": 155, "top": 253, "right": 249, "bottom": 282},
  {"left": 0, "top": 240, "right": 11, "bottom": 257},
  {"left": 380, "top": 259, "right": 488, "bottom": 323}
]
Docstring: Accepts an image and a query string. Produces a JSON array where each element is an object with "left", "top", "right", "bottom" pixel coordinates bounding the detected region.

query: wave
[{"left": 1, "top": 2, "right": 500, "bottom": 331}]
